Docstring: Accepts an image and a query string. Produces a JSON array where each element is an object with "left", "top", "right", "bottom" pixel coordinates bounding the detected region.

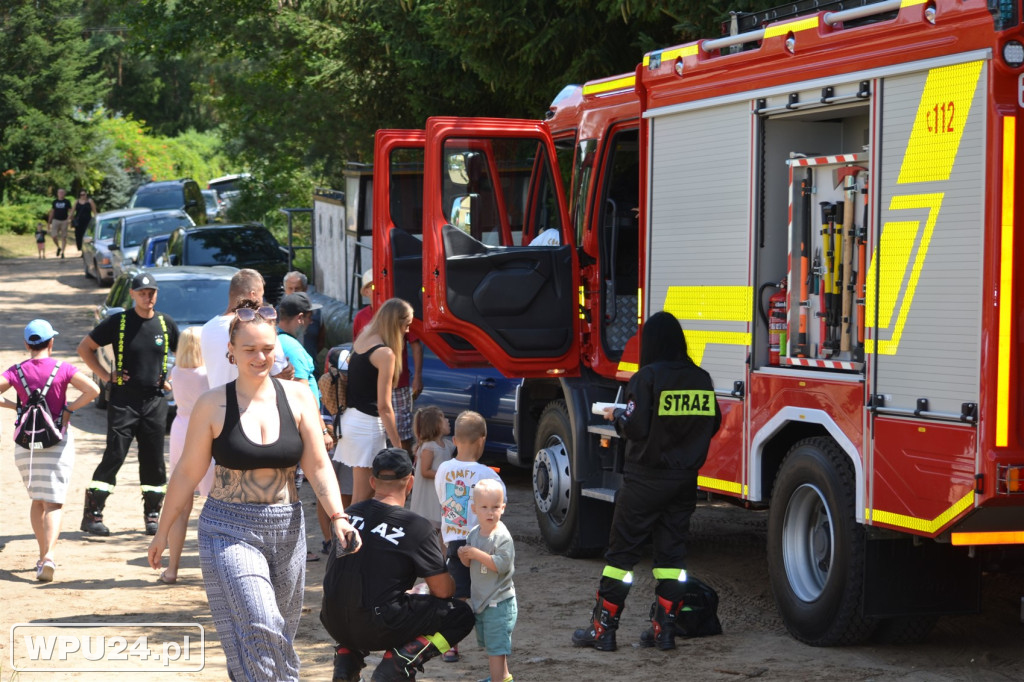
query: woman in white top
[{"left": 161, "top": 327, "right": 211, "bottom": 583}]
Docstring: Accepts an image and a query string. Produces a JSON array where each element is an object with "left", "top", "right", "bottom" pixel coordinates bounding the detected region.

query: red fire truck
[{"left": 371, "top": 0, "right": 1024, "bottom": 644}]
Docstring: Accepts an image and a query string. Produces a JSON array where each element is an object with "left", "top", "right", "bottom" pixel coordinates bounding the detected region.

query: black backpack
[
  {"left": 674, "top": 575, "right": 723, "bottom": 637},
  {"left": 13, "top": 362, "right": 64, "bottom": 450}
]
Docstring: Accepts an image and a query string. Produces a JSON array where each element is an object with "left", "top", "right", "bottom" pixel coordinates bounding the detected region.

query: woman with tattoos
[{"left": 148, "top": 299, "right": 358, "bottom": 680}]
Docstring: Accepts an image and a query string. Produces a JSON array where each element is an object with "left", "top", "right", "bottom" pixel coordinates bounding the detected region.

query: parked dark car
[
  {"left": 138, "top": 233, "right": 171, "bottom": 267},
  {"left": 90, "top": 265, "right": 239, "bottom": 424},
  {"left": 82, "top": 207, "right": 151, "bottom": 286},
  {"left": 127, "top": 178, "right": 207, "bottom": 226},
  {"left": 110, "top": 209, "right": 195, "bottom": 280},
  {"left": 162, "top": 224, "right": 290, "bottom": 303},
  {"left": 414, "top": 347, "right": 518, "bottom": 461}
]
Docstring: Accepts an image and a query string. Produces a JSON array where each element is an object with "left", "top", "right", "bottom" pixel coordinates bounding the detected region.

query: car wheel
[
  {"left": 532, "top": 401, "right": 600, "bottom": 558},
  {"left": 767, "top": 436, "right": 876, "bottom": 645},
  {"left": 83, "top": 255, "right": 92, "bottom": 279}
]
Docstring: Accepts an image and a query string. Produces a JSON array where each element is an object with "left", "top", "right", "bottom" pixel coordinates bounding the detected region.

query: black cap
[
  {"left": 372, "top": 447, "right": 414, "bottom": 480},
  {"left": 131, "top": 272, "right": 159, "bottom": 291},
  {"left": 278, "top": 292, "right": 321, "bottom": 317}
]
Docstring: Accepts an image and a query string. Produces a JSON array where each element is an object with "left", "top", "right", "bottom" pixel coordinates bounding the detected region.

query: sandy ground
[{"left": 1, "top": 255, "right": 1023, "bottom": 681}]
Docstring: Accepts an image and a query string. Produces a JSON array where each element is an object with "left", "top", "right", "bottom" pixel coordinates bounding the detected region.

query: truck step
[
  {"left": 581, "top": 487, "right": 617, "bottom": 502},
  {"left": 587, "top": 424, "right": 618, "bottom": 438}
]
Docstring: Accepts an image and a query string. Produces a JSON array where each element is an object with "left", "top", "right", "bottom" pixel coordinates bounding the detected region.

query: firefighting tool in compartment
[
  {"left": 796, "top": 169, "right": 813, "bottom": 357},
  {"left": 759, "top": 278, "right": 788, "bottom": 366},
  {"left": 836, "top": 166, "right": 866, "bottom": 352},
  {"left": 818, "top": 202, "right": 838, "bottom": 354}
]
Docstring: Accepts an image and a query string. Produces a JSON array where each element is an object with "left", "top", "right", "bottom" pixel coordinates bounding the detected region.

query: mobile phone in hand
[{"left": 333, "top": 525, "right": 362, "bottom": 558}]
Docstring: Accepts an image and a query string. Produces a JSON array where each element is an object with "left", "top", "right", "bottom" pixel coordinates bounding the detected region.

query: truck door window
[
  {"left": 390, "top": 148, "right": 425, "bottom": 236},
  {"left": 572, "top": 139, "right": 596, "bottom": 247},
  {"left": 441, "top": 137, "right": 562, "bottom": 247}
]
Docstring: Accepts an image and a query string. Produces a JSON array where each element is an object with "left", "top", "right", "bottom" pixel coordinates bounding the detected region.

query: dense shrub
[{"left": 0, "top": 197, "right": 52, "bottom": 235}]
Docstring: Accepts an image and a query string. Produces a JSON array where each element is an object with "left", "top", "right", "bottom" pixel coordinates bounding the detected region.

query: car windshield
[
  {"left": 203, "top": 192, "right": 218, "bottom": 210},
  {"left": 132, "top": 188, "right": 181, "bottom": 210},
  {"left": 135, "top": 278, "right": 231, "bottom": 325},
  {"left": 97, "top": 217, "right": 120, "bottom": 241},
  {"left": 184, "top": 229, "right": 282, "bottom": 265},
  {"left": 124, "top": 216, "right": 190, "bottom": 247}
]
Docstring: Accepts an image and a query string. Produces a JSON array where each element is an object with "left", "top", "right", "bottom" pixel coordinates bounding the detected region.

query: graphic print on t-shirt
[{"left": 441, "top": 479, "right": 470, "bottom": 528}]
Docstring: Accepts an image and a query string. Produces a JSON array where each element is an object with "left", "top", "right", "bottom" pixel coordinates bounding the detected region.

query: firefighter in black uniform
[
  {"left": 572, "top": 311, "right": 721, "bottom": 652},
  {"left": 321, "top": 448, "right": 475, "bottom": 682},
  {"left": 77, "top": 272, "right": 179, "bottom": 536}
]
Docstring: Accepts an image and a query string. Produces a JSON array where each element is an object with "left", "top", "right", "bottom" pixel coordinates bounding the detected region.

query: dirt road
[{"left": 0, "top": 256, "right": 1022, "bottom": 681}]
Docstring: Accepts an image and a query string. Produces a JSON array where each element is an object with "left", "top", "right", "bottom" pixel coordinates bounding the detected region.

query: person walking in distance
[
  {"left": 160, "top": 327, "right": 211, "bottom": 584},
  {"left": 320, "top": 447, "right": 475, "bottom": 682},
  {"left": 35, "top": 222, "right": 47, "bottom": 258},
  {"left": 47, "top": 188, "right": 71, "bottom": 258},
  {"left": 572, "top": 311, "right": 721, "bottom": 652},
  {"left": 148, "top": 299, "right": 356, "bottom": 681},
  {"left": 77, "top": 272, "right": 179, "bottom": 536},
  {"left": 72, "top": 190, "right": 98, "bottom": 253},
  {"left": 336, "top": 298, "right": 413, "bottom": 503},
  {"left": 0, "top": 320, "right": 99, "bottom": 582}
]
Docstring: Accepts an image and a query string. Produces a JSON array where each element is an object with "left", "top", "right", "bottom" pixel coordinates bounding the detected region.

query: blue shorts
[
  {"left": 445, "top": 540, "right": 471, "bottom": 599},
  {"left": 474, "top": 596, "right": 517, "bottom": 656}
]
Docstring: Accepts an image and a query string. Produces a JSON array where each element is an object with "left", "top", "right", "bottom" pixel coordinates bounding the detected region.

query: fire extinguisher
[{"left": 759, "top": 278, "right": 788, "bottom": 366}]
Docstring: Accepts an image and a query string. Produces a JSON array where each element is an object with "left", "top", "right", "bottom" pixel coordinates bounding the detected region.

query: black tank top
[
  {"left": 73, "top": 200, "right": 93, "bottom": 226},
  {"left": 211, "top": 379, "right": 304, "bottom": 470},
  {"left": 346, "top": 343, "right": 386, "bottom": 417}
]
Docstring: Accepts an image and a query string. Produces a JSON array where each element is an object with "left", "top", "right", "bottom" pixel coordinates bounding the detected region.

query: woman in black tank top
[
  {"left": 337, "top": 298, "right": 414, "bottom": 503},
  {"left": 148, "top": 299, "right": 359, "bottom": 680}
]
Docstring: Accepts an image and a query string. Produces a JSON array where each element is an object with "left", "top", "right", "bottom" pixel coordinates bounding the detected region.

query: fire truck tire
[
  {"left": 870, "top": 615, "right": 938, "bottom": 644},
  {"left": 767, "top": 436, "right": 876, "bottom": 646},
  {"left": 532, "top": 400, "right": 594, "bottom": 558}
]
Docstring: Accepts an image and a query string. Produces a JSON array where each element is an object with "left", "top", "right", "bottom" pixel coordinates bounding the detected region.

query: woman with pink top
[{"left": 160, "top": 327, "right": 211, "bottom": 583}]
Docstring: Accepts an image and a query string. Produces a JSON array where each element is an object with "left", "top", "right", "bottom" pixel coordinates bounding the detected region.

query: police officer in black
[
  {"left": 321, "top": 448, "right": 474, "bottom": 682},
  {"left": 77, "top": 272, "right": 179, "bottom": 536},
  {"left": 572, "top": 311, "right": 721, "bottom": 652}
]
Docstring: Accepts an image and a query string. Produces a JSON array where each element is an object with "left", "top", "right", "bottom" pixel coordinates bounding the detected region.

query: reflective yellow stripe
[
  {"left": 652, "top": 568, "right": 687, "bottom": 581},
  {"left": 602, "top": 566, "right": 633, "bottom": 583},
  {"left": 89, "top": 481, "right": 114, "bottom": 493},
  {"left": 865, "top": 193, "right": 943, "bottom": 355},
  {"left": 698, "top": 475, "right": 748, "bottom": 497},
  {"left": 898, "top": 61, "right": 983, "bottom": 184},
  {"left": 866, "top": 490, "right": 974, "bottom": 534},
  {"left": 763, "top": 16, "right": 819, "bottom": 39},
  {"left": 663, "top": 285, "right": 752, "bottom": 364},
  {"left": 642, "top": 45, "right": 700, "bottom": 67},
  {"left": 659, "top": 390, "right": 715, "bottom": 416},
  {"left": 140, "top": 484, "right": 167, "bottom": 494},
  {"left": 582, "top": 75, "right": 636, "bottom": 96},
  {"left": 996, "top": 116, "right": 1016, "bottom": 447},
  {"left": 951, "top": 531, "right": 1024, "bottom": 546},
  {"left": 900, "top": 0, "right": 928, "bottom": 6},
  {"left": 425, "top": 632, "right": 451, "bottom": 653},
  {"left": 617, "top": 361, "right": 639, "bottom": 374}
]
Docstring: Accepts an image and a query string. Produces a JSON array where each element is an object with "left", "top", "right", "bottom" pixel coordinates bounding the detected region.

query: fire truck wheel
[
  {"left": 767, "top": 436, "right": 877, "bottom": 646},
  {"left": 532, "top": 400, "right": 590, "bottom": 557}
]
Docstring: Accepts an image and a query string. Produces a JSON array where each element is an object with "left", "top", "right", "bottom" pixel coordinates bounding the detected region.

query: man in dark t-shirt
[
  {"left": 76, "top": 272, "right": 179, "bottom": 536},
  {"left": 47, "top": 188, "right": 72, "bottom": 258},
  {"left": 321, "top": 448, "right": 474, "bottom": 682}
]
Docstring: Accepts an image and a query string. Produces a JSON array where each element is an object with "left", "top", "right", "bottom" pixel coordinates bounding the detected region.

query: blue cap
[{"left": 24, "top": 319, "right": 58, "bottom": 344}]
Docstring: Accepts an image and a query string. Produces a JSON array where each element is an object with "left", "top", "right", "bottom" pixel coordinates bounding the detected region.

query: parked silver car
[
  {"left": 110, "top": 209, "right": 195, "bottom": 280},
  {"left": 81, "top": 208, "right": 152, "bottom": 286}
]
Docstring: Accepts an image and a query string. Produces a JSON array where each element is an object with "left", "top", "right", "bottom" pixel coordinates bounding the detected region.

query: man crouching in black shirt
[{"left": 321, "top": 447, "right": 474, "bottom": 682}]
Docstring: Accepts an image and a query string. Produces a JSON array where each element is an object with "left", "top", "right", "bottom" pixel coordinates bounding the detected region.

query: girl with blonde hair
[
  {"left": 409, "top": 406, "right": 454, "bottom": 530},
  {"left": 160, "top": 326, "right": 210, "bottom": 583},
  {"left": 337, "top": 297, "right": 414, "bottom": 502}
]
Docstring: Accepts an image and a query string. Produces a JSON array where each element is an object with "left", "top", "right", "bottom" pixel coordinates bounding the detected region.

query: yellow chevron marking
[
  {"left": 867, "top": 490, "right": 974, "bottom": 534},
  {"left": 898, "top": 61, "right": 983, "bottom": 184},
  {"left": 663, "top": 285, "right": 752, "bottom": 364},
  {"left": 865, "top": 193, "right": 943, "bottom": 355}
]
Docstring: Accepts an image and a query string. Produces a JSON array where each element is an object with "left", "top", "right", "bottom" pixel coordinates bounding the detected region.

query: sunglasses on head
[{"left": 234, "top": 306, "right": 277, "bottom": 322}]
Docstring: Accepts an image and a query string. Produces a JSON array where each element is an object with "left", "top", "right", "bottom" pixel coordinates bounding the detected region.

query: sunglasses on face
[{"left": 234, "top": 306, "right": 278, "bottom": 322}]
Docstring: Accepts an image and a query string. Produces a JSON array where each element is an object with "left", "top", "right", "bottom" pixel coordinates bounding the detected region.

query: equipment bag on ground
[{"left": 675, "top": 575, "right": 723, "bottom": 638}]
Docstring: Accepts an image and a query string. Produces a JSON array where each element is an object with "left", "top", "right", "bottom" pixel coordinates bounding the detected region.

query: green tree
[{"left": 0, "top": 0, "right": 109, "bottom": 202}]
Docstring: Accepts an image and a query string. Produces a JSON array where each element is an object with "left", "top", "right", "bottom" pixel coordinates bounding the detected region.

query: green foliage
[{"left": 0, "top": 197, "right": 51, "bottom": 235}]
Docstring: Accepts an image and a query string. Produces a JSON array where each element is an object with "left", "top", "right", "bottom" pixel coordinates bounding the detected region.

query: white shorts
[{"left": 335, "top": 408, "right": 386, "bottom": 469}]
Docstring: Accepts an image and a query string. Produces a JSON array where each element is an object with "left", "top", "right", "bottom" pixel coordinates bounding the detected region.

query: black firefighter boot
[
  {"left": 370, "top": 636, "right": 442, "bottom": 682},
  {"left": 142, "top": 491, "right": 165, "bottom": 536},
  {"left": 80, "top": 488, "right": 111, "bottom": 536},
  {"left": 639, "top": 596, "right": 682, "bottom": 650},
  {"left": 571, "top": 594, "right": 622, "bottom": 651},
  {"left": 332, "top": 645, "right": 366, "bottom": 682}
]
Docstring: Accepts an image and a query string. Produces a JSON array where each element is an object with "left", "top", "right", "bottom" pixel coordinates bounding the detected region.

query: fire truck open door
[
  {"left": 421, "top": 117, "right": 581, "bottom": 377},
  {"left": 372, "top": 129, "right": 488, "bottom": 367}
]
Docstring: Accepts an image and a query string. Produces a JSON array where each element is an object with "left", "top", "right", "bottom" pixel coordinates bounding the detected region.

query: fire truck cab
[{"left": 371, "top": 0, "right": 1024, "bottom": 645}]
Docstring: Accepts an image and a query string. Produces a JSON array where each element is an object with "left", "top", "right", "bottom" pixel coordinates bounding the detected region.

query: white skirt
[
  {"left": 14, "top": 430, "right": 75, "bottom": 503},
  {"left": 335, "top": 408, "right": 385, "bottom": 469}
]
